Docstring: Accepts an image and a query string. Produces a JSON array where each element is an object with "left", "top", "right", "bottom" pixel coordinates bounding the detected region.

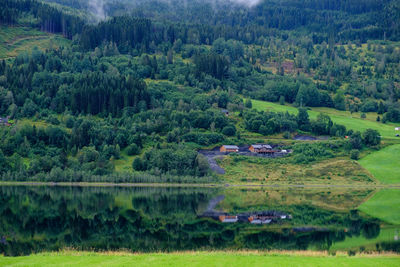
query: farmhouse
[
  {"left": 249, "top": 144, "right": 275, "bottom": 154},
  {"left": 220, "top": 145, "right": 239, "bottom": 153}
]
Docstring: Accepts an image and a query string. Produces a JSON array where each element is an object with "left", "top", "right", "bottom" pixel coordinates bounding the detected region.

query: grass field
[
  {"left": 358, "top": 189, "right": 400, "bottom": 225},
  {"left": 359, "top": 144, "right": 400, "bottom": 184},
  {"left": 0, "top": 26, "right": 70, "bottom": 59},
  {"left": 248, "top": 99, "right": 399, "bottom": 139},
  {"left": 218, "top": 156, "right": 376, "bottom": 186},
  {"left": 330, "top": 227, "right": 400, "bottom": 251},
  {"left": 0, "top": 251, "right": 399, "bottom": 267}
]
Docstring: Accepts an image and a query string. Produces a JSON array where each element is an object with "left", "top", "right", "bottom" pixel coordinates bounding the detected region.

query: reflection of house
[
  {"left": 219, "top": 215, "right": 238, "bottom": 223},
  {"left": 220, "top": 145, "right": 239, "bottom": 153},
  {"left": 249, "top": 144, "right": 274, "bottom": 154},
  {"left": 248, "top": 216, "right": 272, "bottom": 224}
]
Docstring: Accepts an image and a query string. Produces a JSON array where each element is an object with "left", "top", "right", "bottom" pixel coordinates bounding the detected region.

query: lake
[{"left": 0, "top": 185, "right": 399, "bottom": 256}]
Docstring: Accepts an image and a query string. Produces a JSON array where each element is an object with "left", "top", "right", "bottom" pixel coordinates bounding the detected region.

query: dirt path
[{"left": 5, "top": 35, "right": 49, "bottom": 47}]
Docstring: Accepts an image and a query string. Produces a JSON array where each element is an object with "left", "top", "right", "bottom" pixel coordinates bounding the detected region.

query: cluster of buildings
[
  {"left": 215, "top": 212, "right": 291, "bottom": 224},
  {"left": 220, "top": 144, "right": 285, "bottom": 154}
]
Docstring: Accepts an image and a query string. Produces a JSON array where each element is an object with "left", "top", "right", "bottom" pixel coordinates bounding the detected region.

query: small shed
[
  {"left": 220, "top": 145, "right": 239, "bottom": 153},
  {"left": 221, "top": 109, "right": 229, "bottom": 116},
  {"left": 249, "top": 144, "right": 273, "bottom": 154},
  {"left": 219, "top": 215, "right": 238, "bottom": 223}
]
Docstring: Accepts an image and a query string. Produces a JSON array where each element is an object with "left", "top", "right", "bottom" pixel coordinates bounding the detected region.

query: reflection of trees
[{"left": 0, "top": 187, "right": 384, "bottom": 256}]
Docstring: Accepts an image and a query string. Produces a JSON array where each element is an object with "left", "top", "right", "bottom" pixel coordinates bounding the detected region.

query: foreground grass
[
  {"left": 359, "top": 144, "right": 400, "bottom": 184},
  {"left": 1, "top": 251, "right": 399, "bottom": 267},
  {"left": 358, "top": 189, "right": 400, "bottom": 225},
  {"left": 249, "top": 99, "right": 398, "bottom": 139}
]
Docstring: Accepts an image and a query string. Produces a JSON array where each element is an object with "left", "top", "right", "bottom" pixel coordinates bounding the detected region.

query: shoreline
[{"left": 1, "top": 181, "right": 400, "bottom": 188}]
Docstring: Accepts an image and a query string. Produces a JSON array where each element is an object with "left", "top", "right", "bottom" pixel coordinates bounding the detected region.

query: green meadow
[
  {"left": 330, "top": 227, "right": 400, "bottom": 251},
  {"left": 359, "top": 144, "right": 400, "bottom": 184},
  {"left": 358, "top": 189, "right": 400, "bottom": 225},
  {"left": 1, "top": 252, "right": 399, "bottom": 267},
  {"left": 248, "top": 99, "right": 399, "bottom": 139}
]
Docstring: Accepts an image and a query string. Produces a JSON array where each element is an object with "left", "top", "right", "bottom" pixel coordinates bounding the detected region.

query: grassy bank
[
  {"left": 218, "top": 156, "right": 376, "bottom": 186},
  {"left": 0, "top": 251, "right": 399, "bottom": 267},
  {"left": 359, "top": 144, "right": 400, "bottom": 184},
  {"left": 248, "top": 99, "right": 398, "bottom": 139},
  {"left": 358, "top": 189, "right": 400, "bottom": 225}
]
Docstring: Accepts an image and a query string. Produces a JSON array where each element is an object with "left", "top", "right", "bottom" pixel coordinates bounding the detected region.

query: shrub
[
  {"left": 126, "top": 143, "right": 140, "bottom": 156},
  {"left": 244, "top": 99, "right": 252, "bottom": 108},
  {"left": 350, "top": 149, "right": 359, "bottom": 160},
  {"left": 363, "top": 129, "right": 381, "bottom": 146},
  {"left": 292, "top": 143, "right": 333, "bottom": 163},
  {"left": 222, "top": 125, "right": 236, "bottom": 136}
]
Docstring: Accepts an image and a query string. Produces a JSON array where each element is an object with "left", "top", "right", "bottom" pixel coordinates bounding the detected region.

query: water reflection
[{"left": 0, "top": 186, "right": 398, "bottom": 256}]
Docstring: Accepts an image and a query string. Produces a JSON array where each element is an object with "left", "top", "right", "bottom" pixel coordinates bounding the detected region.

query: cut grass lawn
[
  {"left": 358, "top": 189, "right": 400, "bottom": 225},
  {"left": 0, "top": 251, "right": 399, "bottom": 267},
  {"left": 359, "top": 144, "right": 400, "bottom": 184},
  {"left": 330, "top": 227, "right": 400, "bottom": 252},
  {"left": 248, "top": 99, "right": 399, "bottom": 139}
]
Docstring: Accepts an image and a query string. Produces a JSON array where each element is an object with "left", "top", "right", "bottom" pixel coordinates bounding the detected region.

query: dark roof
[
  {"left": 0, "top": 117, "right": 8, "bottom": 123},
  {"left": 251, "top": 144, "right": 272, "bottom": 149}
]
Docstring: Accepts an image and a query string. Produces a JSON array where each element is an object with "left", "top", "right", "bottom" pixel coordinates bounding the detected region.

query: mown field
[
  {"left": 248, "top": 99, "right": 399, "bottom": 139},
  {"left": 0, "top": 251, "right": 399, "bottom": 267},
  {"left": 0, "top": 26, "right": 70, "bottom": 59},
  {"left": 330, "top": 227, "right": 400, "bottom": 252},
  {"left": 358, "top": 189, "right": 400, "bottom": 225},
  {"left": 359, "top": 144, "right": 400, "bottom": 184}
]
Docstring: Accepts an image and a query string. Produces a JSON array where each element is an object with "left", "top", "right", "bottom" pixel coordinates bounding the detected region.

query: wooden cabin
[
  {"left": 220, "top": 145, "right": 239, "bottom": 153},
  {"left": 249, "top": 144, "right": 274, "bottom": 154}
]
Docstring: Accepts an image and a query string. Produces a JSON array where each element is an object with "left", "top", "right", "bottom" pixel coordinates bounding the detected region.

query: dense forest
[{"left": 0, "top": 0, "right": 398, "bottom": 182}]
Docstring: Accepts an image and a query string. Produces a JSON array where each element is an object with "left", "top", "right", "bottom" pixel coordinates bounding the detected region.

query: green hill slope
[{"left": 249, "top": 99, "right": 399, "bottom": 139}]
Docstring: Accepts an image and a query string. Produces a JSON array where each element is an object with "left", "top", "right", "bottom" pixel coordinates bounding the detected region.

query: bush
[
  {"left": 350, "top": 149, "right": 359, "bottom": 160},
  {"left": 244, "top": 99, "right": 252, "bottom": 108},
  {"left": 132, "top": 157, "right": 144, "bottom": 171},
  {"left": 222, "top": 125, "right": 236, "bottom": 136},
  {"left": 126, "top": 143, "right": 140, "bottom": 156},
  {"left": 363, "top": 129, "right": 381, "bottom": 146},
  {"left": 292, "top": 143, "right": 334, "bottom": 163}
]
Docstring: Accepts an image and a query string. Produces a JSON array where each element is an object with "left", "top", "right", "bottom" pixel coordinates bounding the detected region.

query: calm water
[{"left": 0, "top": 186, "right": 399, "bottom": 256}]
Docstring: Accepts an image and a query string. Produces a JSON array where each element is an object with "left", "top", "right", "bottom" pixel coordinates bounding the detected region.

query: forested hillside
[{"left": 0, "top": 0, "right": 399, "bottom": 183}]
